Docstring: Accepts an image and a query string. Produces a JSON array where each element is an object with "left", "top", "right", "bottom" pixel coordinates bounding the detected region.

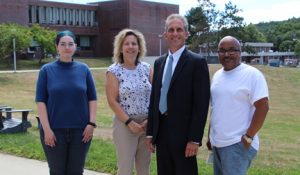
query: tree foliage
[
  {"left": 218, "top": 1, "right": 244, "bottom": 39},
  {"left": 256, "top": 17, "right": 300, "bottom": 52},
  {"left": 186, "top": 0, "right": 218, "bottom": 52},
  {"left": 0, "top": 23, "right": 57, "bottom": 63},
  {"left": 185, "top": 0, "right": 245, "bottom": 53},
  {"left": 30, "top": 24, "right": 57, "bottom": 63},
  {"left": 242, "top": 24, "right": 266, "bottom": 42},
  {"left": 0, "top": 23, "right": 31, "bottom": 59},
  {"left": 295, "top": 41, "right": 300, "bottom": 57},
  {"left": 185, "top": 0, "right": 300, "bottom": 56}
]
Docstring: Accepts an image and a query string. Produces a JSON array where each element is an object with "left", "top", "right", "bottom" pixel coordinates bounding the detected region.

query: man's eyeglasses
[{"left": 218, "top": 49, "right": 240, "bottom": 55}]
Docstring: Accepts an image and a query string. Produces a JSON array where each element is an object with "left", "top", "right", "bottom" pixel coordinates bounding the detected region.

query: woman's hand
[
  {"left": 128, "top": 121, "right": 144, "bottom": 134},
  {"left": 44, "top": 128, "right": 56, "bottom": 147},
  {"left": 141, "top": 119, "right": 148, "bottom": 132},
  {"left": 82, "top": 125, "right": 94, "bottom": 143}
]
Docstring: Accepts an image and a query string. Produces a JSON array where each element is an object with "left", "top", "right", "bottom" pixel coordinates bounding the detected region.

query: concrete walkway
[
  {"left": 0, "top": 56, "right": 158, "bottom": 74},
  {"left": 0, "top": 153, "right": 110, "bottom": 175}
]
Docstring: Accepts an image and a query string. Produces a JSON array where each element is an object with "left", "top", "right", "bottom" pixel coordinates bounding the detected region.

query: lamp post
[
  {"left": 158, "top": 34, "right": 163, "bottom": 56},
  {"left": 11, "top": 29, "right": 17, "bottom": 73},
  {"left": 13, "top": 38, "right": 16, "bottom": 73}
]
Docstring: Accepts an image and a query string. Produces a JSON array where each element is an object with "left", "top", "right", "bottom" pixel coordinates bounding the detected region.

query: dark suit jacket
[{"left": 147, "top": 48, "right": 210, "bottom": 147}]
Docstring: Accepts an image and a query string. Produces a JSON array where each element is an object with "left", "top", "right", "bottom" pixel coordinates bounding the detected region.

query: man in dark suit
[{"left": 146, "top": 14, "right": 210, "bottom": 175}]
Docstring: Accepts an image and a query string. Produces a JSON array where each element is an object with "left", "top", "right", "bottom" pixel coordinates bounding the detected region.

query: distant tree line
[
  {"left": 256, "top": 18, "right": 300, "bottom": 55},
  {"left": 0, "top": 23, "right": 56, "bottom": 63},
  {"left": 185, "top": 0, "right": 300, "bottom": 57}
]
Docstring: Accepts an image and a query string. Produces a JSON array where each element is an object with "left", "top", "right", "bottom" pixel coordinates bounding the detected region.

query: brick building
[{"left": 0, "top": 0, "right": 178, "bottom": 57}]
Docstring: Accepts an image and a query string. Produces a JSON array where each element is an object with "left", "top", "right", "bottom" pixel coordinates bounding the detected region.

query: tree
[
  {"left": 186, "top": 0, "right": 219, "bottom": 52},
  {"left": 257, "top": 18, "right": 300, "bottom": 51},
  {"left": 186, "top": 6, "right": 209, "bottom": 50},
  {"left": 295, "top": 41, "right": 300, "bottom": 57},
  {"left": 0, "top": 23, "right": 31, "bottom": 59},
  {"left": 242, "top": 24, "right": 266, "bottom": 42},
  {"left": 279, "top": 40, "right": 294, "bottom": 51},
  {"left": 186, "top": 1, "right": 245, "bottom": 53},
  {"left": 218, "top": 1, "right": 245, "bottom": 40},
  {"left": 30, "top": 24, "right": 57, "bottom": 63},
  {"left": 243, "top": 45, "right": 256, "bottom": 54}
]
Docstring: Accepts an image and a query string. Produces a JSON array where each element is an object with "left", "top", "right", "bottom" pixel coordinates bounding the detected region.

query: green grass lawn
[{"left": 0, "top": 61, "right": 300, "bottom": 174}]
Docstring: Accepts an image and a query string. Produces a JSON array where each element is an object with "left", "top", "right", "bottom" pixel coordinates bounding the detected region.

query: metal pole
[
  {"left": 159, "top": 38, "right": 162, "bottom": 56},
  {"left": 158, "top": 34, "right": 162, "bottom": 56},
  {"left": 13, "top": 38, "right": 16, "bottom": 73}
]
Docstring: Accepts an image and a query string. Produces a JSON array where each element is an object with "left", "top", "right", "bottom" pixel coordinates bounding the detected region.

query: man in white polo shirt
[{"left": 207, "top": 36, "right": 269, "bottom": 175}]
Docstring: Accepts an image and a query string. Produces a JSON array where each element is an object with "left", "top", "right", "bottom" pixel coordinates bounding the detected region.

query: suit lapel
[
  {"left": 170, "top": 49, "right": 188, "bottom": 88},
  {"left": 157, "top": 54, "right": 168, "bottom": 88}
]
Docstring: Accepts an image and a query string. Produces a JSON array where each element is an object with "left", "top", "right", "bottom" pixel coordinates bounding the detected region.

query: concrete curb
[{"left": 0, "top": 153, "right": 110, "bottom": 175}]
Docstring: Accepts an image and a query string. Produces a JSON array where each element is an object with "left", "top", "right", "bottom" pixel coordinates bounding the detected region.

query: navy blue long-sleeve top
[{"left": 35, "top": 60, "right": 97, "bottom": 129}]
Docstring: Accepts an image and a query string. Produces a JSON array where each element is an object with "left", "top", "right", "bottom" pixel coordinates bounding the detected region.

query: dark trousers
[
  {"left": 156, "top": 114, "right": 198, "bottom": 175},
  {"left": 40, "top": 128, "right": 91, "bottom": 175}
]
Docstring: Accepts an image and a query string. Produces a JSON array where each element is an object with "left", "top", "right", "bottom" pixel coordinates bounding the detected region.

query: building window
[
  {"left": 69, "top": 9, "right": 73, "bottom": 25},
  {"left": 56, "top": 8, "right": 60, "bottom": 24},
  {"left": 42, "top": 7, "right": 47, "bottom": 24},
  {"left": 63, "top": 8, "right": 66, "bottom": 25},
  {"left": 81, "top": 10, "right": 85, "bottom": 26},
  {"left": 36, "top": 6, "right": 39, "bottom": 23},
  {"left": 28, "top": 5, "right": 96, "bottom": 27},
  {"left": 75, "top": 10, "right": 79, "bottom": 25},
  {"left": 79, "top": 36, "right": 91, "bottom": 50},
  {"left": 87, "top": 10, "right": 91, "bottom": 26},
  {"left": 30, "top": 5, "right": 36, "bottom": 23},
  {"left": 29, "top": 5, "right": 32, "bottom": 23}
]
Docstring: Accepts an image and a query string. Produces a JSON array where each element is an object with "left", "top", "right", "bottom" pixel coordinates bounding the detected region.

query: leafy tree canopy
[
  {"left": 185, "top": 0, "right": 245, "bottom": 52},
  {"left": 256, "top": 17, "right": 300, "bottom": 52},
  {"left": 295, "top": 41, "right": 300, "bottom": 57},
  {"left": 185, "top": 1, "right": 300, "bottom": 54},
  {"left": 0, "top": 23, "right": 57, "bottom": 62},
  {"left": 0, "top": 23, "right": 31, "bottom": 59}
]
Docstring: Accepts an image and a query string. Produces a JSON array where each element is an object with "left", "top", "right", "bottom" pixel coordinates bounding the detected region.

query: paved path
[
  {"left": 0, "top": 67, "right": 107, "bottom": 74},
  {"left": 0, "top": 56, "right": 159, "bottom": 74},
  {"left": 0, "top": 153, "right": 110, "bottom": 175}
]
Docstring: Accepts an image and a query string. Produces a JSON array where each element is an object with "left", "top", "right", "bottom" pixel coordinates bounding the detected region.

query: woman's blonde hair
[{"left": 113, "top": 29, "right": 147, "bottom": 64}]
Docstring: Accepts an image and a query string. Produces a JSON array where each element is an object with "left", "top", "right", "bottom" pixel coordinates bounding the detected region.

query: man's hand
[
  {"left": 185, "top": 141, "right": 199, "bottom": 157},
  {"left": 241, "top": 135, "right": 251, "bottom": 149},
  {"left": 146, "top": 137, "right": 156, "bottom": 153},
  {"left": 206, "top": 139, "right": 212, "bottom": 151}
]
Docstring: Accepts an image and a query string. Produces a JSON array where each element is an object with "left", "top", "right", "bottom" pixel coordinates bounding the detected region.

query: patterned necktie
[{"left": 159, "top": 55, "right": 173, "bottom": 114}]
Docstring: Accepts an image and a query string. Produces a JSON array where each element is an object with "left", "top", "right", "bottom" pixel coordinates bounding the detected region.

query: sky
[{"left": 47, "top": 0, "right": 300, "bottom": 24}]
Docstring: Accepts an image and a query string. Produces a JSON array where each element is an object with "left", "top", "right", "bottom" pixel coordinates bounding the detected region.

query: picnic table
[{"left": 0, "top": 106, "right": 32, "bottom": 133}]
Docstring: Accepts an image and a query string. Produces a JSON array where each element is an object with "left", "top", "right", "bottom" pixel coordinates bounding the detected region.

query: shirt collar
[{"left": 168, "top": 45, "right": 185, "bottom": 62}]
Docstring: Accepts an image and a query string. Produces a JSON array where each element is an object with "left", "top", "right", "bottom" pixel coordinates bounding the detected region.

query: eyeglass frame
[{"left": 218, "top": 48, "right": 241, "bottom": 55}]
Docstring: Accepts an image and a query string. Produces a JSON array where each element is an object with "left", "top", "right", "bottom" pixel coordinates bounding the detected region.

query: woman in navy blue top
[{"left": 35, "top": 30, "right": 97, "bottom": 175}]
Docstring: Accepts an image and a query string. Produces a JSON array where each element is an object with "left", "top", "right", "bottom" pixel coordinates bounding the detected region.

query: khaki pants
[{"left": 113, "top": 116, "right": 151, "bottom": 175}]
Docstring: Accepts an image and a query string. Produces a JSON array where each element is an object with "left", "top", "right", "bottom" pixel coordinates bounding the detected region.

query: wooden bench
[
  {"left": 0, "top": 108, "right": 33, "bottom": 133},
  {"left": 0, "top": 106, "right": 11, "bottom": 129}
]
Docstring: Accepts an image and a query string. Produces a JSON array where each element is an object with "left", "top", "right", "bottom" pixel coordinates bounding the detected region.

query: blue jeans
[
  {"left": 40, "top": 128, "right": 91, "bottom": 175},
  {"left": 213, "top": 142, "right": 257, "bottom": 175}
]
